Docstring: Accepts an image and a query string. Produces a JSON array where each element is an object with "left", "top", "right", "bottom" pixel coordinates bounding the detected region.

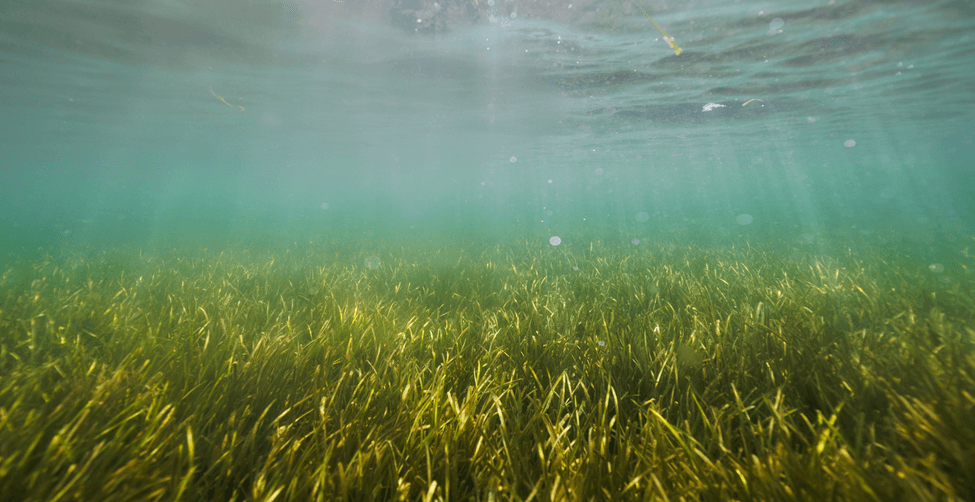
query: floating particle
[
  {"left": 364, "top": 256, "right": 382, "bottom": 269},
  {"left": 844, "top": 139, "right": 856, "bottom": 148},
  {"left": 320, "top": 202, "right": 329, "bottom": 210},
  {"left": 807, "top": 116, "right": 816, "bottom": 123},
  {"left": 209, "top": 86, "right": 245, "bottom": 111},
  {"left": 632, "top": 2, "right": 681, "bottom": 55},
  {"left": 736, "top": 214, "right": 754, "bottom": 225},
  {"left": 632, "top": 238, "right": 641, "bottom": 245},
  {"left": 769, "top": 17, "right": 785, "bottom": 30},
  {"left": 928, "top": 263, "right": 944, "bottom": 273},
  {"left": 598, "top": 341, "right": 606, "bottom": 346},
  {"left": 549, "top": 236, "right": 562, "bottom": 246},
  {"left": 635, "top": 211, "right": 650, "bottom": 222}
]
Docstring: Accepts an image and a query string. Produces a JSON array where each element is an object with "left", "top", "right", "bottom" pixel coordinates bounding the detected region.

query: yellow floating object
[
  {"left": 210, "top": 86, "right": 245, "bottom": 111},
  {"left": 633, "top": 3, "right": 681, "bottom": 56}
]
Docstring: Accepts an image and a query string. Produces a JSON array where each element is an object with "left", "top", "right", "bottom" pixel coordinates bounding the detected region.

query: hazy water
[{"left": 2, "top": 0, "right": 974, "bottom": 254}]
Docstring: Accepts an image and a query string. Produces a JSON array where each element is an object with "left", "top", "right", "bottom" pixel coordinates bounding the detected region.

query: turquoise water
[{"left": 2, "top": 0, "right": 973, "bottom": 254}]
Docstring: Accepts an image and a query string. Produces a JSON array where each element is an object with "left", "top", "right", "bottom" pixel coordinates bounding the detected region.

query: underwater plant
[{"left": 0, "top": 232, "right": 973, "bottom": 501}]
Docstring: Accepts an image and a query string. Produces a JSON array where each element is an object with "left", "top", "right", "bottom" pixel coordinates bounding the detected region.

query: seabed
[{"left": 1, "top": 232, "right": 973, "bottom": 501}]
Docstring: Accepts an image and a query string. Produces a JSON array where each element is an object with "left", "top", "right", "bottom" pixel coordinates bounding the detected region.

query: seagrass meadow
[{"left": 1, "top": 232, "right": 974, "bottom": 502}]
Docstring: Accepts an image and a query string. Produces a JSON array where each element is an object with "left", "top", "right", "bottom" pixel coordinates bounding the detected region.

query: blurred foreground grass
[{"left": 1, "top": 234, "right": 973, "bottom": 501}]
